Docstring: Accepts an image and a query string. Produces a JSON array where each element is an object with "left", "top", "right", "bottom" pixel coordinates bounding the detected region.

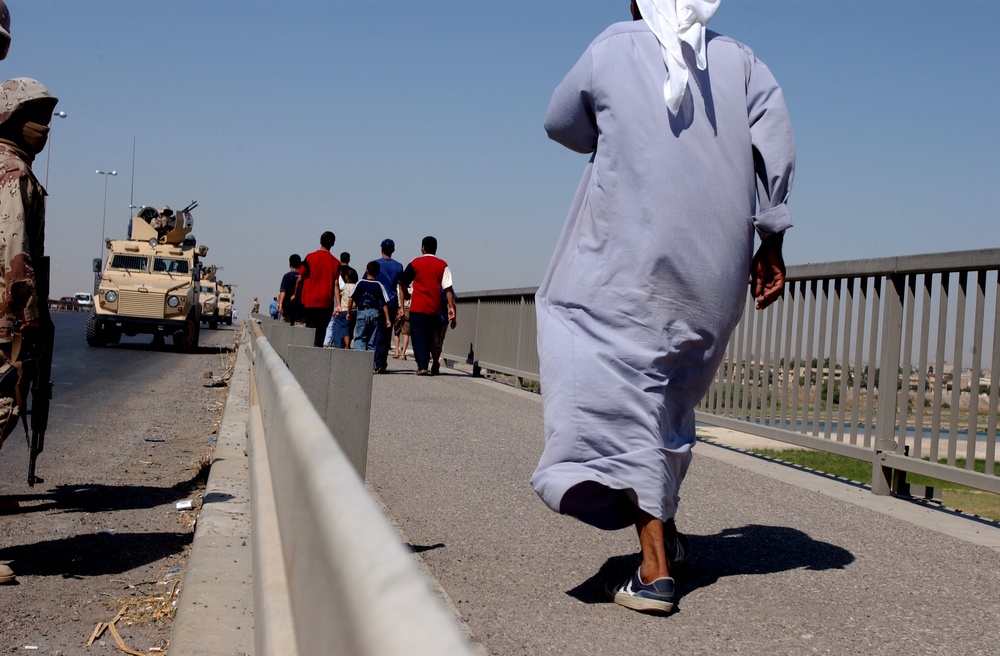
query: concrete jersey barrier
[{"left": 250, "top": 330, "right": 477, "bottom": 655}]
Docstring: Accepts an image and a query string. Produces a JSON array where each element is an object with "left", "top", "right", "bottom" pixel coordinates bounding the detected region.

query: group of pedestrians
[{"left": 269, "top": 233, "right": 456, "bottom": 375}]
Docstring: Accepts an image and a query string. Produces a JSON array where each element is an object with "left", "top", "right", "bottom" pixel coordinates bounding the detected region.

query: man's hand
[{"left": 751, "top": 233, "right": 786, "bottom": 310}]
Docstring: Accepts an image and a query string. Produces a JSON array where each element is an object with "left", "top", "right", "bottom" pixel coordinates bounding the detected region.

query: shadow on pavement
[
  {"left": 0, "top": 465, "right": 210, "bottom": 516},
  {"left": 567, "top": 523, "right": 854, "bottom": 606},
  {"left": 0, "top": 531, "right": 192, "bottom": 577}
]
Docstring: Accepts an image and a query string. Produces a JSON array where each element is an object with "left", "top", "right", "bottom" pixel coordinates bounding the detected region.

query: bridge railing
[
  {"left": 449, "top": 248, "right": 1000, "bottom": 498},
  {"left": 444, "top": 287, "right": 539, "bottom": 385}
]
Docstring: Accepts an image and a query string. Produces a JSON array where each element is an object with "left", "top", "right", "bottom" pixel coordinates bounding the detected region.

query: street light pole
[
  {"left": 44, "top": 111, "right": 67, "bottom": 189},
  {"left": 96, "top": 169, "right": 117, "bottom": 261}
]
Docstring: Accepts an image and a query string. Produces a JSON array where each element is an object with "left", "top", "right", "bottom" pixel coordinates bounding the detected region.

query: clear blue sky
[{"left": 8, "top": 1, "right": 1000, "bottom": 306}]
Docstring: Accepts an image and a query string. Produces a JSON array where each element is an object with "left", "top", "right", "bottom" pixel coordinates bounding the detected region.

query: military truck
[
  {"left": 199, "top": 280, "right": 220, "bottom": 329},
  {"left": 199, "top": 265, "right": 221, "bottom": 329},
  {"left": 87, "top": 204, "right": 206, "bottom": 350},
  {"left": 217, "top": 284, "right": 235, "bottom": 325}
]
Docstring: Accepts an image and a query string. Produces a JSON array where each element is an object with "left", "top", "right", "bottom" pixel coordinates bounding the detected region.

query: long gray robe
[{"left": 531, "top": 21, "right": 795, "bottom": 530}]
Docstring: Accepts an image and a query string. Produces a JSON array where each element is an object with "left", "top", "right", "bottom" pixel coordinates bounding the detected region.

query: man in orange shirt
[{"left": 293, "top": 231, "right": 342, "bottom": 347}]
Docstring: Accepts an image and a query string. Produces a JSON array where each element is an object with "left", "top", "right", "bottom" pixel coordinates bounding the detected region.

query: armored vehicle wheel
[
  {"left": 173, "top": 313, "right": 200, "bottom": 351},
  {"left": 85, "top": 314, "right": 108, "bottom": 347}
]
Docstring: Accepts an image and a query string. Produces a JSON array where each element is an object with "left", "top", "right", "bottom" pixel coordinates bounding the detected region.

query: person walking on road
[
  {"left": 394, "top": 291, "right": 411, "bottom": 360},
  {"left": 348, "top": 261, "right": 391, "bottom": 354},
  {"left": 325, "top": 259, "right": 357, "bottom": 348},
  {"left": 294, "top": 231, "right": 342, "bottom": 348},
  {"left": 429, "top": 288, "right": 457, "bottom": 375},
  {"left": 530, "top": 0, "right": 794, "bottom": 614},
  {"left": 399, "top": 236, "right": 455, "bottom": 376},
  {"left": 373, "top": 239, "right": 403, "bottom": 373},
  {"left": 278, "top": 254, "right": 302, "bottom": 324}
]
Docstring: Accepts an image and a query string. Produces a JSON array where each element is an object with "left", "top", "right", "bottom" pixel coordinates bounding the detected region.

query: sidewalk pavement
[{"left": 365, "top": 360, "right": 1000, "bottom": 655}]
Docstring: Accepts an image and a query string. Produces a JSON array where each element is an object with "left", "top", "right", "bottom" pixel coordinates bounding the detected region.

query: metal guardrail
[{"left": 448, "top": 249, "right": 1000, "bottom": 498}]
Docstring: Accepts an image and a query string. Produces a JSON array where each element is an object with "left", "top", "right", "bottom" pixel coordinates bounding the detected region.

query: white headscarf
[{"left": 635, "top": 0, "right": 720, "bottom": 114}]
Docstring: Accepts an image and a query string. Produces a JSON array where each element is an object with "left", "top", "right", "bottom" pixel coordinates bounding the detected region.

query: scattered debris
[
  {"left": 175, "top": 500, "right": 193, "bottom": 511},
  {"left": 107, "top": 621, "right": 145, "bottom": 656},
  {"left": 87, "top": 605, "right": 128, "bottom": 647},
  {"left": 144, "top": 437, "right": 165, "bottom": 443},
  {"left": 203, "top": 371, "right": 214, "bottom": 379}
]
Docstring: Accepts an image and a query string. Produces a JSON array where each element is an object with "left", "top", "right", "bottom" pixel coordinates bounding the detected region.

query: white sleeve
[{"left": 441, "top": 266, "right": 453, "bottom": 290}]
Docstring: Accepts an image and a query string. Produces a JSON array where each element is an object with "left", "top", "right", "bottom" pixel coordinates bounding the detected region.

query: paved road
[
  {"left": 0, "top": 312, "right": 231, "bottom": 484},
  {"left": 0, "top": 312, "right": 234, "bottom": 653},
  {"left": 366, "top": 360, "right": 1000, "bottom": 655}
]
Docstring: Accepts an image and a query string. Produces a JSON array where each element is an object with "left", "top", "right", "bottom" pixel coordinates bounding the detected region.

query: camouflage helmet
[
  {"left": 0, "top": 1, "right": 9, "bottom": 60},
  {"left": 0, "top": 78, "right": 58, "bottom": 127}
]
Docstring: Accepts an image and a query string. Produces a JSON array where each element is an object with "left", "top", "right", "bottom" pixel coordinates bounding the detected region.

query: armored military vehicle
[
  {"left": 199, "top": 265, "right": 221, "bottom": 329},
  {"left": 217, "top": 284, "right": 235, "bottom": 325},
  {"left": 87, "top": 203, "right": 206, "bottom": 350}
]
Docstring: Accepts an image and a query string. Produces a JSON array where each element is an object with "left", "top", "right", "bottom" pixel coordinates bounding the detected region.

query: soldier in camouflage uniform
[
  {"left": 0, "top": 3, "right": 19, "bottom": 586},
  {"left": 0, "top": 79, "right": 58, "bottom": 457}
]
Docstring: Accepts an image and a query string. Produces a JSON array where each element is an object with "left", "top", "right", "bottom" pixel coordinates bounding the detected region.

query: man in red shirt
[
  {"left": 399, "top": 236, "right": 455, "bottom": 375},
  {"left": 293, "top": 231, "right": 342, "bottom": 347}
]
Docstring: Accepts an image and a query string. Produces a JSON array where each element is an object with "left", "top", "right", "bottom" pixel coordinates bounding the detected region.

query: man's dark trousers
[
  {"left": 373, "top": 298, "right": 398, "bottom": 370},
  {"left": 408, "top": 311, "right": 438, "bottom": 372},
  {"left": 303, "top": 306, "right": 334, "bottom": 348}
]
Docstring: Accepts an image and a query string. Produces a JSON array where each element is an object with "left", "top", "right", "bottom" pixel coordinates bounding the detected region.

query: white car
[{"left": 74, "top": 292, "right": 94, "bottom": 308}]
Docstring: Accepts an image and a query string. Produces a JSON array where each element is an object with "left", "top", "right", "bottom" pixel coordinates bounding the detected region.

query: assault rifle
[{"left": 25, "top": 255, "right": 53, "bottom": 487}]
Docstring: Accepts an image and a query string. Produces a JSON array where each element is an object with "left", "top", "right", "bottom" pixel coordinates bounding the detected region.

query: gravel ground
[{"left": 0, "top": 314, "right": 236, "bottom": 655}]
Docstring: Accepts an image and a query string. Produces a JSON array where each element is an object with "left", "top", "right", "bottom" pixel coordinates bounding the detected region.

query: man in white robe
[{"left": 531, "top": 0, "right": 794, "bottom": 613}]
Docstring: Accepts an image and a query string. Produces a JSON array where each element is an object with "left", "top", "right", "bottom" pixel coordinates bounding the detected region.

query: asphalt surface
[
  {"left": 0, "top": 312, "right": 230, "bottom": 486},
  {"left": 366, "top": 359, "right": 1000, "bottom": 655},
  {"left": 0, "top": 311, "right": 234, "bottom": 653}
]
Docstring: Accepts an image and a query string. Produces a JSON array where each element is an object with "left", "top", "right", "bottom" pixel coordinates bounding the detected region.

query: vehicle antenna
[{"left": 128, "top": 136, "right": 136, "bottom": 220}]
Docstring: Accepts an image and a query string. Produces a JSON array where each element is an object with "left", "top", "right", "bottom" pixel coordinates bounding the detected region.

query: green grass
[{"left": 748, "top": 448, "right": 1000, "bottom": 522}]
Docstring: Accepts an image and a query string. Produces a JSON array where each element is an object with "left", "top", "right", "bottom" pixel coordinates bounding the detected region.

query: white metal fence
[{"left": 447, "top": 249, "right": 1000, "bottom": 498}]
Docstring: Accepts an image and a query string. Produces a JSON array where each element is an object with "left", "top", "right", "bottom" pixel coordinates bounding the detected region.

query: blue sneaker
[{"left": 608, "top": 568, "right": 676, "bottom": 614}]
